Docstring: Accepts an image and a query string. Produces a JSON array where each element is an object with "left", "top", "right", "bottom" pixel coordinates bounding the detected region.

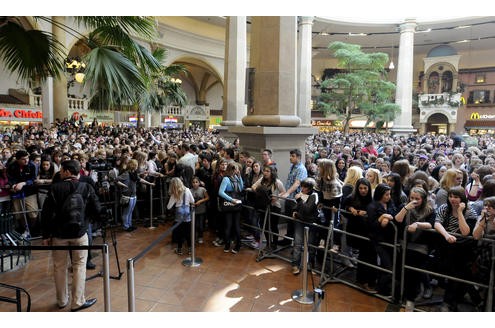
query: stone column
[
  {"left": 42, "top": 77, "right": 54, "bottom": 127},
  {"left": 52, "top": 16, "right": 69, "bottom": 122},
  {"left": 392, "top": 18, "right": 417, "bottom": 136},
  {"left": 242, "top": 16, "right": 300, "bottom": 127},
  {"left": 222, "top": 16, "right": 247, "bottom": 127},
  {"left": 297, "top": 16, "right": 314, "bottom": 127},
  {"left": 229, "top": 17, "right": 316, "bottom": 185}
]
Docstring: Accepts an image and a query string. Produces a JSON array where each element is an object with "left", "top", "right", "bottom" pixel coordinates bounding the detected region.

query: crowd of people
[{"left": 1, "top": 119, "right": 495, "bottom": 312}]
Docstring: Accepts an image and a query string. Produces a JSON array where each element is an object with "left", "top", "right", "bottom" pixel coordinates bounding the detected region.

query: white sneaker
[
  {"left": 198, "top": 238, "right": 204, "bottom": 244},
  {"left": 249, "top": 241, "right": 259, "bottom": 248},
  {"left": 21, "top": 230, "right": 30, "bottom": 239},
  {"left": 405, "top": 301, "right": 414, "bottom": 312}
]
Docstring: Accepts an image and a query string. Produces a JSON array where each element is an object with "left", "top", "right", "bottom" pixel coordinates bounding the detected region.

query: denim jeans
[
  {"left": 122, "top": 196, "right": 137, "bottom": 229},
  {"left": 292, "top": 221, "right": 317, "bottom": 268}
]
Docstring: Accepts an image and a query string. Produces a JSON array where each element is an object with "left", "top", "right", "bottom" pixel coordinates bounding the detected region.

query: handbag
[
  {"left": 218, "top": 177, "right": 243, "bottom": 212},
  {"left": 218, "top": 197, "right": 242, "bottom": 212}
]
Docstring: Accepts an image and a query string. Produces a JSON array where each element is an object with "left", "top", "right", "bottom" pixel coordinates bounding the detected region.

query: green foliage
[
  {"left": 0, "top": 18, "right": 65, "bottom": 81},
  {"left": 318, "top": 42, "right": 399, "bottom": 133}
]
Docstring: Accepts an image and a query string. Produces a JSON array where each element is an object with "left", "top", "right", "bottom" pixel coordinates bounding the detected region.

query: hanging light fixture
[
  {"left": 65, "top": 57, "right": 86, "bottom": 83},
  {"left": 389, "top": 45, "right": 395, "bottom": 70}
]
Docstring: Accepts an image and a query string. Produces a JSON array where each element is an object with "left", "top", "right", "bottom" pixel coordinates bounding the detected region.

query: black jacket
[{"left": 41, "top": 178, "right": 103, "bottom": 239}]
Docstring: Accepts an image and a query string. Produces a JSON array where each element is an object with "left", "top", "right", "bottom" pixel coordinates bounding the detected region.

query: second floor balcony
[{"left": 418, "top": 92, "right": 462, "bottom": 109}]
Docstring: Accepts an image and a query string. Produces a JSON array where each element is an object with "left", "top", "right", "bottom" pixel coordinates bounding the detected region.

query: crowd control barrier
[
  {"left": 126, "top": 205, "right": 197, "bottom": 312},
  {"left": 0, "top": 243, "right": 112, "bottom": 311}
]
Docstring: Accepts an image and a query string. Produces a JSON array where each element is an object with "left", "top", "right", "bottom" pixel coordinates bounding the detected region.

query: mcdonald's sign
[{"left": 470, "top": 112, "right": 495, "bottom": 120}]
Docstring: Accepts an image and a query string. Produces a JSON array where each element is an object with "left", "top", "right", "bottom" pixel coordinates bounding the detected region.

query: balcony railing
[
  {"left": 28, "top": 95, "right": 88, "bottom": 111},
  {"left": 418, "top": 92, "right": 461, "bottom": 108}
]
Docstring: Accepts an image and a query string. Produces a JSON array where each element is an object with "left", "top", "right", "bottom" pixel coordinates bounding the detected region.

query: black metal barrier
[
  {"left": 0, "top": 282, "right": 31, "bottom": 312},
  {"left": 0, "top": 243, "right": 112, "bottom": 311},
  {"left": 242, "top": 197, "right": 495, "bottom": 312}
]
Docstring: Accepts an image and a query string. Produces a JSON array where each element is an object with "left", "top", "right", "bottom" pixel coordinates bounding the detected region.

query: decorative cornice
[{"left": 156, "top": 24, "right": 225, "bottom": 59}]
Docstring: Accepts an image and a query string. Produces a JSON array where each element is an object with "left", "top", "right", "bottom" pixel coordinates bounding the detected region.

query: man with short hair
[
  {"left": 41, "top": 160, "right": 104, "bottom": 312},
  {"left": 279, "top": 149, "right": 308, "bottom": 244},
  {"left": 7, "top": 150, "right": 38, "bottom": 237},
  {"left": 261, "top": 149, "right": 277, "bottom": 169}
]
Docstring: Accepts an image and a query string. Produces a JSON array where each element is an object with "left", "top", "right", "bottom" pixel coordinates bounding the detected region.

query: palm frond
[
  {"left": 83, "top": 47, "right": 145, "bottom": 107},
  {"left": 0, "top": 20, "right": 65, "bottom": 81}
]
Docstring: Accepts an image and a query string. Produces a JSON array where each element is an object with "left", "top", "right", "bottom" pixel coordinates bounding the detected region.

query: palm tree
[
  {"left": 0, "top": 16, "right": 187, "bottom": 125},
  {"left": 134, "top": 47, "right": 188, "bottom": 128}
]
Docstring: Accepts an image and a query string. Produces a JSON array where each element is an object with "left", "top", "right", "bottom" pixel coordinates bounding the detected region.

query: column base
[
  {"left": 242, "top": 115, "right": 301, "bottom": 127},
  {"left": 390, "top": 125, "right": 417, "bottom": 136},
  {"left": 228, "top": 126, "right": 317, "bottom": 186}
]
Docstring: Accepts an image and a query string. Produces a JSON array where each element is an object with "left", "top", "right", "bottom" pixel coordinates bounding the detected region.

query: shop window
[
  {"left": 468, "top": 90, "right": 491, "bottom": 104},
  {"left": 475, "top": 74, "right": 486, "bottom": 84}
]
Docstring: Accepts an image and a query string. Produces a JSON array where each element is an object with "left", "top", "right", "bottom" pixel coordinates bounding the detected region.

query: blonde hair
[
  {"left": 169, "top": 177, "right": 186, "bottom": 200},
  {"left": 439, "top": 168, "right": 463, "bottom": 191},
  {"left": 366, "top": 168, "right": 382, "bottom": 190},
  {"left": 343, "top": 166, "right": 363, "bottom": 187}
]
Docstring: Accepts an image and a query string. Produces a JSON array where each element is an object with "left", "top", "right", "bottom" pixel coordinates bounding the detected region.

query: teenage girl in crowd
[
  {"left": 433, "top": 185, "right": 478, "bottom": 312},
  {"left": 342, "top": 178, "right": 376, "bottom": 292},
  {"left": 394, "top": 187, "right": 435, "bottom": 312},
  {"left": 167, "top": 177, "right": 195, "bottom": 255},
  {"left": 218, "top": 162, "right": 244, "bottom": 254},
  {"left": 251, "top": 165, "right": 286, "bottom": 250},
  {"left": 366, "top": 183, "right": 398, "bottom": 296},
  {"left": 191, "top": 176, "right": 209, "bottom": 244}
]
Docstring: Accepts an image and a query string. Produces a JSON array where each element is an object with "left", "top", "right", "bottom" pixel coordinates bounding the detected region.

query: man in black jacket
[{"left": 41, "top": 160, "right": 103, "bottom": 312}]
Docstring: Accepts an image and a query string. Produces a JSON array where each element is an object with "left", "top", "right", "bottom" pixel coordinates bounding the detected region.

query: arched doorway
[{"left": 426, "top": 112, "right": 449, "bottom": 135}]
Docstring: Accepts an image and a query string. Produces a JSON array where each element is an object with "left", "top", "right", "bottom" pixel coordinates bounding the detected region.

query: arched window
[
  {"left": 441, "top": 71, "right": 453, "bottom": 93},
  {"left": 428, "top": 72, "right": 440, "bottom": 94}
]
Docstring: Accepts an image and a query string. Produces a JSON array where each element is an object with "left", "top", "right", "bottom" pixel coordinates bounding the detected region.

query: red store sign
[{"left": 0, "top": 108, "right": 43, "bottom": 121}]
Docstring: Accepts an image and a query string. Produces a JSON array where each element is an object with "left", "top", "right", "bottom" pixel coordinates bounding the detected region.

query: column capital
[
  {"left": 298, "top": 16, "right": 314, "bottom": 25},
  {"left": 399, "top": 19, "right": 417, "bottom": 33}
]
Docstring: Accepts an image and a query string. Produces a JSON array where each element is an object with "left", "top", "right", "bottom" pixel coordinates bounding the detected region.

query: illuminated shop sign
[
  {"left": 470, "top": 112, "right": 495, "bottom": 120},
  {"left": 0, "top": 108, "right": 42, "bottom": 121}
]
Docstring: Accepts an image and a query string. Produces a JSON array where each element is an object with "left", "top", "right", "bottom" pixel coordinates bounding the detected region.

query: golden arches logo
[{"left": 470, "top": 112, "right": 480, "bottom": 120}]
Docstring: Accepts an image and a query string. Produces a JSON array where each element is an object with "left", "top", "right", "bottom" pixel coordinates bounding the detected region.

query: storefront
[
  {"left": 464, "top": 112, "right": 495, "bottom": 135},
  {"left": 0, "top": 106, "right": 43, "bottom": 128},
  {"left": 311, "top": 119, "right": 341, "bottom": 132}
]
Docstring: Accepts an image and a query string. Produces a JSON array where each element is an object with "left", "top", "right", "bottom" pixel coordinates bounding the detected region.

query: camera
[{"left": 87, "top": 159, "right": 113, "bottom": 171}]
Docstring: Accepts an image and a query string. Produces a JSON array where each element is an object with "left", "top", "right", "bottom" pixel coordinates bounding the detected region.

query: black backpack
[{"left": 54, "top": 182, "right": 87, "bottom": 238}]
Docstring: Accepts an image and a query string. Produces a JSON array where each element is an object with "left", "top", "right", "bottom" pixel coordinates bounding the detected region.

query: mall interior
[{"left": 1, "top": 15, "right": 495, "bottom": 315}]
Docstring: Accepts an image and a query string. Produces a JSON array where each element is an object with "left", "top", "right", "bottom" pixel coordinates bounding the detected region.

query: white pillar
[
  {"left": 42, "top": 77, "right": 54, "bottom": 127},
  {"left": 221, "top": 16, "right": 247, "bottom": 127},
  {"left": 297, "top": 16, "right": 314, "bottom": 127},
  {"left": 392, "top": 18, "right": 417, "bottom": 135}
]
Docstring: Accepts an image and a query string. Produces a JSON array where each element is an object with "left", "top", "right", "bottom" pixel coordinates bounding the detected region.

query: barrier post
[
  {"left": 127, "top": 259, "right": 136, "bottom": 312},
  {"left": 183, "top": 205, "right": 202, "bottom": 267},
  {"left": 313, "top": 287, "right": 325, "bottom": 312},
  {"left": 292, "top": 226, "right": 314, "bottom": 304},
  {"left": 102, "top": 244, "right": 111, "bottom": 312},
  {"left": 147, "top": 187, "right": 156, "bottom": 230}
]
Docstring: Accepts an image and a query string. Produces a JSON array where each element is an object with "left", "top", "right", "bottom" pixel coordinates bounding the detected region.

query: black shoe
[
  {"left": 71, "top": 298, "right": 97, "bottom": 312},
  {"left": 86, "top": 261, "right": 96, "bottom": 270}
]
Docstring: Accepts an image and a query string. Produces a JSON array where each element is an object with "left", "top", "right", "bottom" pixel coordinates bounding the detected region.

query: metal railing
[{"left": 0, "top": 243, "right": 111, "bottom": 311}]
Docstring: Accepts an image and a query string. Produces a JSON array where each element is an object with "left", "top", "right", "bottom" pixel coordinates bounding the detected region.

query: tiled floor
[{"left": 0, "top": 221, "right": 389, "bottom": 312}]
